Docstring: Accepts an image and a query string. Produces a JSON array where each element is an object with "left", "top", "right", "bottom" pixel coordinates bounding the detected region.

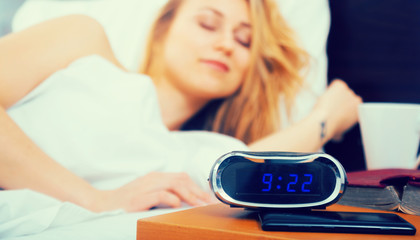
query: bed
[{"left": 0, "top": 0, "right": 331, "bottom": 239}]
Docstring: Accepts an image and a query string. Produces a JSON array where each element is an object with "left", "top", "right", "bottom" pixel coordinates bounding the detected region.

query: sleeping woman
[{"left": 0, "top": 0, "right": 361, "bottom": 212}]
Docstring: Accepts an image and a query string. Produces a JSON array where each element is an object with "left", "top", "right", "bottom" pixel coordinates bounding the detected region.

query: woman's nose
[{"left": 214, "top": 31, "right": 234, "bottom": 56}]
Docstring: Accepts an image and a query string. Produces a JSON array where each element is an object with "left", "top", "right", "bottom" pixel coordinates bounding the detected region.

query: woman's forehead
[{"left": 180, "top": 0, "right": 251, "bottom": 25}]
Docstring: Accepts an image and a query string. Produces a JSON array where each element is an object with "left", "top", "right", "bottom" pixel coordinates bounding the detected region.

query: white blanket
[
  {"left": 2, "top": 55, "right": 248, "bottom": 239},
  {"left": 0, "top": 189, "right": 188, "bottom": 240},
  {"left": 7, "top": 55, "right": 248, "bottom": 191}
]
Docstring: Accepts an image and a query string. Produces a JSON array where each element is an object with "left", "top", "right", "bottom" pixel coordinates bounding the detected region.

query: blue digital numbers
[
  {"left": 302, "top": 174, "right": 313, "bottom": 192},
  {"left": 261, "top": 173, "right": 273, "bottom": 192},
  {"left": 287, "top": 174, "right": 298, "bottom": 192},
  {"left": 261, "top": 173, "right": 313, "bottom": 193}
]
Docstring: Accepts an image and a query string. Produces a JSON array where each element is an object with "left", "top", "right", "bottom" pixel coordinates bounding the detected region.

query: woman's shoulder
[
  {"left": 24, "top": 14, "right": 124, "bottom": 72},
  {"left": 57, "top": 14, "right": 103, "bottom": 31},
  {"left": 54, "top": 15, "right": 124, "bottom": 68}
]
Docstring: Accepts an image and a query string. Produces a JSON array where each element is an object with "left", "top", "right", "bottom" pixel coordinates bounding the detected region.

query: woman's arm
[
  {"left": 0, "top": 110, "right": 210, "bottom": 211},
  {"left": 0, "top": 15, "right": 210, "bottom": 211},
  {"left": 0, "top": 14, "right": 121, "bottom": 209},
  {"left": 249, "top": 80, "right": 362, "bottom": 152},
  {"left": 0, "top": 106, "right": 101, "bottom": 209}
]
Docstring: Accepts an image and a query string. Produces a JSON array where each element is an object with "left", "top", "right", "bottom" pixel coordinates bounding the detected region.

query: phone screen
[{"left": 259, "top": 210, "right": 416, "bottom": 235}]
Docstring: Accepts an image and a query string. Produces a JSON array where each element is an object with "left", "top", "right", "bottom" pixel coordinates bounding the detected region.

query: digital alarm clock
[{"left": 209, "top": 151, "right": 347, "bottom": 209}]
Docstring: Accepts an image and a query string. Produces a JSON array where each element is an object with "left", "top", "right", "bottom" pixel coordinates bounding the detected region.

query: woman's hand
[
  {"left": 91, "top": 172, "right": 214, "bottom": 212},
  {"left": 248, "top": 79, "right": 361, "bottom": 153},
  {"left": 313, "top": 79, "right": 363, "bottom": 141}
]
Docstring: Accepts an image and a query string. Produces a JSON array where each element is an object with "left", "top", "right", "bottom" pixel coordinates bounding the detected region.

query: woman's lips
[{"left": 200, "top": 59, "right": 230, "bottom": 72}]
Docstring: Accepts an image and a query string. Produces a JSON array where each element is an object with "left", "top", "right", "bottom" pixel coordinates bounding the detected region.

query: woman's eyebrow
[
  {"left": 199, "top": 7, "right": 251, "bottom": 28},
  {"left": 198, "top": 7, "right": 224, "bottom": 17}
]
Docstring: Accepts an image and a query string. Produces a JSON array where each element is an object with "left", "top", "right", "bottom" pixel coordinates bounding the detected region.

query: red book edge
[{"left": 346, "top": 168, "right": 420, "bottom": 188}]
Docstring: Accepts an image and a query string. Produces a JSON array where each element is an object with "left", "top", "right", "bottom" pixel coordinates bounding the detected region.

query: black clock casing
[{"left": 209, "top": 151, "right": 347, "bottom": 209}]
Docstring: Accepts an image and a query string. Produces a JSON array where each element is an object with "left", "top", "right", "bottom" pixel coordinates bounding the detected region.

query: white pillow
[
  {"left": 12, "top": 0, "right": 330, "bottom": 124},
  {"left": 276, "top": 0, "right": 330, "bottom": 125}
]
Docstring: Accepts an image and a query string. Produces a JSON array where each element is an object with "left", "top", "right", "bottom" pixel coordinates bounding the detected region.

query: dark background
[{"left": 325, "top": 0, "right": 420, "bottom": 172}]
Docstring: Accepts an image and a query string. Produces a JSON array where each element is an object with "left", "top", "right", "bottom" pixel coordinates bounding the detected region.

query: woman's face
[{"left": 160, "top": 0, "right": 251, "bottom": 101}]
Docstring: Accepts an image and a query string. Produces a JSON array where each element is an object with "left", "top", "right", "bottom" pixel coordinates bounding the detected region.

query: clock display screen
[
  {"left": 219, "top": 157, "right": 337, "bottom": 204},
  {"left": 235, "top": 164, "right": 322, "bottom": 196}
]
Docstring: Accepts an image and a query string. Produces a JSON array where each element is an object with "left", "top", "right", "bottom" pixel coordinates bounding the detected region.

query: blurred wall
[{"left": 325, "top": 0, "right": 420, "bottom": 172}]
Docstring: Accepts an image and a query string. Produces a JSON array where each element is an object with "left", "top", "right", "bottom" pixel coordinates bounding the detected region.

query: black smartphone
[{"left": 259, "top": 210, "right": 416, "bottom": 235}]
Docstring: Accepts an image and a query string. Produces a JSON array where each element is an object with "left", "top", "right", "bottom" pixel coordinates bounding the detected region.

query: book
[{"left": 337, "top": 169, "right": 420, "bottom": 215}]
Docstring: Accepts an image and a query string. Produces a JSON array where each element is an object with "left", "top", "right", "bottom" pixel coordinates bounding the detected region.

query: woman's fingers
[
  {"left": 94, "top": 172, "right": 212, "bottom": 212},
  {"left": 332, "top": 79, "right": 363, "bottom": 133},
  {"left": 116, "top": 172, "right": 212, "bottom": 212},
  {"left": 155, "top": 172, "right": 212, "bottom": 206},
  {"left": 173, "top": 172, "right": 212, "bottom": 204},
  {"left": 138, "top": 191, "right": 182, "bottom": 210},
  {"left": 314, "top": 79, "right": 362, "bottom": 141}
]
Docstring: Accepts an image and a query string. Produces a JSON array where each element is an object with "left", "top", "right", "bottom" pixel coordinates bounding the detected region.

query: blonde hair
[{"left": 140, "top": 0, "right": 308, "bottom": 144}]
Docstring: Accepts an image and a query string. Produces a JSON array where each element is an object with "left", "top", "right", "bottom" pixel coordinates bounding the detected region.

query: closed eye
[
  {"left": 235, "top": 26, "right": 251, "bottom": 48},
  {"left": 196, "top": 10, "right": 221, "bottom": 32},
  {"left": 200, "top": 22, "right": 217, "bottom": 31},
  {"left": 236, "top": 37, "right": 251, "bottom": 48}
]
